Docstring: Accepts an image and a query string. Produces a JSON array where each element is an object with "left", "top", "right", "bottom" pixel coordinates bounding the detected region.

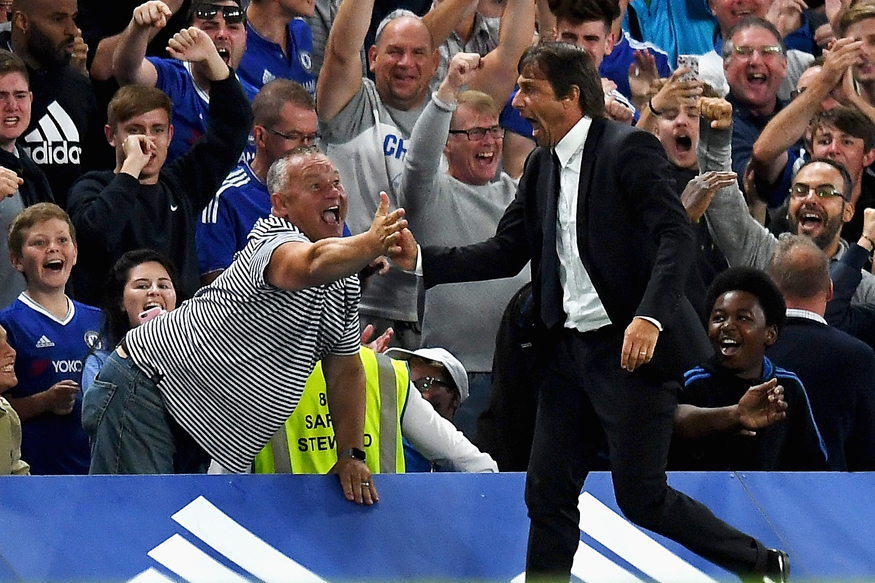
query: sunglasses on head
[{"left": 194, "top": 3, "right": 245, "bottom": 24}]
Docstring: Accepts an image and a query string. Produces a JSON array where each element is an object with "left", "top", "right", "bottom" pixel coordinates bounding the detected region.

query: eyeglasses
[
  {"left": 264, "top": 127, "right": 318, "bottom": 143},
  {"left": 448, "top": 125, "right": 504, "bottom": 141},
  {"left": 413, "top": 377, "right": 452, "bottom": 393},
  {"left": 732, "top": 45, "right": 783, "bottom": 59},
  {"left": 789, "top": 183, "right": 844, "bottom": 199},
  {"left": 194, "top": 4, "right": 246, "bottom": 24}
]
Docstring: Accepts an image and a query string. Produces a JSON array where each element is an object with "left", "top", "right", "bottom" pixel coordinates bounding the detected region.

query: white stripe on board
[
  {"left": 148, "top": 534, "right": 251, "bottom": 583},
  {"left": 577, "top": 492, "right": 718, "bottom": 583},
  {"left": 127, "top": 567, "right": 177, "bottom": 583},
  {"left": 172, "top": 496, "right": 328, "bottom": 583},
  {"left": 570, "top": 539, "right": 646, "bottom": 583}
]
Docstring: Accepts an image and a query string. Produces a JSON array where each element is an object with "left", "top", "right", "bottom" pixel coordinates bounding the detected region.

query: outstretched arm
[
  {"left": 112, "top": 0, "right": 174, "bottom": 86},
  {"left": 675, "top": 378, "right": 787, "bottom": 439}
]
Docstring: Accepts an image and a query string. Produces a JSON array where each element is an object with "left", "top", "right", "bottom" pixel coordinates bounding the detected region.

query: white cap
[{"left": 384, "top": 347, "right": 469, "bottom": 402}]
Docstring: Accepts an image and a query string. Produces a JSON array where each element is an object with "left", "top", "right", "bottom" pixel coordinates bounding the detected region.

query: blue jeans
[{"left": 82, "top": 351, "right": 209, "bottom": 474}]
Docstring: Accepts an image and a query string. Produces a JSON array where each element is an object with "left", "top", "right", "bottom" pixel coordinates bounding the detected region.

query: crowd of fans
[{"left": 1, "top": 0, "right": 874, "bottom": 491}]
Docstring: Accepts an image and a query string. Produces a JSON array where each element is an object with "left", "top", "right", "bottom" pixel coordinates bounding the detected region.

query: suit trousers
[{"left": 524, "top": 326, "right": 766, "bottom": 581}]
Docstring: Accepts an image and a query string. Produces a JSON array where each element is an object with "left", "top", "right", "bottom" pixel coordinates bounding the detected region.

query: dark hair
[
  {"left": 768, "top": 234, "right": 831, "bottom": 300},
  {"left": 252, "top": 79, "right": 315, "bottom": 127},
  {"left": 704, "top": 266, "right": 786, "bottom": 334},
  {"left": 548, "top": 0, "right": 620, "bottom": 28},
  {"left": 810, "top": 106, "right": 875, "bottom": 153},
  {"left": 107, "top": 85, "right": 173, "bottom": 128},
  {"left": 722, "top": 16, "right": 786, "bottom": 59},
  {"left": 101, "top": 249, "right": 179, "bottom": 345},
  {"left": 518, "top": 41, "right": 606, "bottom": 118},
  {"left": 795, "top": 157, "right": 854, "bottom": 201},
  {"left": 0, "top": 49, "right": 28, "bottom": 85},
  {"left": 187, "top": 0, "right": 244, "bottom": 23}
]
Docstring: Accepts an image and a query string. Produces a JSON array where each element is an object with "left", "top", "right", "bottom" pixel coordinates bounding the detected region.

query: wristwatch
[{"left": 338, "top": 447, "right": 366, "bottom": 463}]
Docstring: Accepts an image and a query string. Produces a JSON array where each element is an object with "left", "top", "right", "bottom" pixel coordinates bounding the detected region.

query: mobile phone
[
  {"left": 138, "top": 306, "right": 164, "bottom": 324},
  {"left": 677, "top": 55, "right": 700, "bottom": 82}
]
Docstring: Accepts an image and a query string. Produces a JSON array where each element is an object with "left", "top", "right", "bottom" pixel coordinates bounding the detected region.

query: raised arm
[
  {"left": 316, "top": 0, "right": 372, "bottom": 121},
  {"left": 468, "top": 0, "right": 536, "bottom": 105},
  {"left": 266, "top": 193, "right": 409, "bottom": 290},
  {"left": 422, "top": 0, "right": 480, "bottom": 49},
  {"left": 750, "top": 37, "right": 862, "bottom": 185},
  {"left": 112, "top": 0, "right": 175, "bottom": 86}
]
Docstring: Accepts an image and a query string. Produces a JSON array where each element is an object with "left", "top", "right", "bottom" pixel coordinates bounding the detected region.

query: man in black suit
[
  {"left": 395, "top": 42, "right": 789, "bottom": 582},
  {"left": 767, "top": 234, "right": 875, "bottom": 471}
]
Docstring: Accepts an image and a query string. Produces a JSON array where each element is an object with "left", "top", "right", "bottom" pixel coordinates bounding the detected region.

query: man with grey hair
[
  {"left": 316, "top": 0, "right": 532, "bottom": 350},
  {"left": 86, "top": 147, "right": 410, "bottom": 510}
]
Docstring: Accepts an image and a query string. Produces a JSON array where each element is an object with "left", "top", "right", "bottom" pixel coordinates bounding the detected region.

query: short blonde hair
[{"left": 8, "top": 203, "right": 76, "bottom": 260}]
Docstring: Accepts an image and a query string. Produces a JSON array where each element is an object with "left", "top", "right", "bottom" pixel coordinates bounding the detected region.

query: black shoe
[{"left": 763, "top": 549, "right": 790, "bottom": 583}]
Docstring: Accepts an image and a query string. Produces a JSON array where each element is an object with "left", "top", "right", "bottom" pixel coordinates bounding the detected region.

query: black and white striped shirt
[{"left": 126, "top": 215, "right": 362, "bottom": 473}]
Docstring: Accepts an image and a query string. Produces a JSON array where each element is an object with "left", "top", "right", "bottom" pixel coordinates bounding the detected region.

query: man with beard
[
  {"left": 1, "top": 0, "right": 106, "bottom": 208},
  {"left": 113, "top": 0, "right": 255, "bottom": 162},
  {"left": 697, "top": 98, "right": 875, "bottom": 304}
]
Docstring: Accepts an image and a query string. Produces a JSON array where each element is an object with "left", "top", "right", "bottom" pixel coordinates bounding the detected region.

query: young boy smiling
[
  {"left": 0, "top": 203, "right": 102, "bottom": 474},
  {"left": 671, "top": 266, "right": 828, "bottom": 471}
]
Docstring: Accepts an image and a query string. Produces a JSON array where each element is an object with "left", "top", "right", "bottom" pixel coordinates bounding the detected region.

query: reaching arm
[
  {"left": 266, "top": 193, "right": 408, "bottom": 290},
  {"left": 675, "top": 378, "right": 787, "bottom": 439},
  {"left": 112, "top": 0, "right": 175, "bottom": 86},
  {"left": 422, "top": 0, "right": 480, "bottom": 49},
  {"left": 316, "top": 0, "right": 372, "bottom": 121},
  {"left": 323, "top": 353, "right": 377, "bottom": 505},
  {"left": 468, "top": 0, "right": 536, "bottom": 106}
]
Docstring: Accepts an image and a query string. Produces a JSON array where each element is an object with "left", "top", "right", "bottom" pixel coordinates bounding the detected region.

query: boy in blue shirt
[{"left": 0, "top": 203, "right": 102, "bottom": 474}]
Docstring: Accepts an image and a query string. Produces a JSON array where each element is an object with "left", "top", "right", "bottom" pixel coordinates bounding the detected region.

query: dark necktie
[{"left": 540, "top": 151, "right": 564, "bottom": 329}]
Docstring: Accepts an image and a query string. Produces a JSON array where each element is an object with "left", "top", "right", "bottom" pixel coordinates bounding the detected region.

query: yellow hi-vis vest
[{"left": 253, "top": 347, "right": 409, "bottom": 474}]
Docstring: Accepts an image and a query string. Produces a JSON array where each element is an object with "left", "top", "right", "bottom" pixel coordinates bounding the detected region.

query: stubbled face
[
  {"left": 810, "top": 123, "right": 875, "bottom": 187},
  {"left": 259, "top": 102, "right": 318, "bottom": 164},
  {"left": 656, "top": 103, "right": 700, "bottom": 169},
  {"left": 445, "top": 105, "right": 503, "bottom": 186},
  {"left": 12, "top": 218, "right": 77, "bottom": 293},
  {"left": 709, "top": 0, "right": 770, "bottom": 33},
  {"left": 192, "top": 1, "right": 247, "bottom": 69},
  {"left": 708, "top": 290, "right": 775, "bottom": 379},
  {"left": 122, "top": 261, "right": 177, "bottom": 329},
  {"left": 0, "top": 325, "right": 16, "bottom": 392},
  {"left": 409, "top": 358, "right": 459, "bottom": 421},
  {"left": 553, "top": 19, "right": 614, "bottom": 68},
  {"left": 274, "top": 153, "right": 348, "bottom": 240},
  {"left": 108, "top": 108, "right": 173, "bottom": 183},
  {"left": 724, "top": 26, "right": 787, "bottom": 116},
  {"left": 512, "top": 64, "right": 579, "bottom": 147},
  {"left": 787, "top": 162, "right": 852, "bottom": 253},
  {"left": 0, "top": 72, "right": 31, "bottom": 151},
  {"left": 368, "top": 17, "right": 437, "bottom": 111},
  {"left": 17, "top": 0, "right": 78, "bottom": 67},
  {"left": 845, "top": 17, "right": 875, "bottom": 85}
]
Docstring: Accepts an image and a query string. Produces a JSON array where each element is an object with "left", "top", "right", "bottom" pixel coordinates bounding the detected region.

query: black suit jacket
[{"left": 423, "top": 117, "right": 710, "bottom": 376}]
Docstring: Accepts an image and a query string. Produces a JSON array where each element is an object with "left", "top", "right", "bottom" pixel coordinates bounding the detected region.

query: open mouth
[
  {"left": 0, "top": 362, "right": 13, "bottom": 374},
  {"left": 3, "top": 116, "right": 20, "bottom": 127},
  {"left": 797, "top": 209, "right": 825, "bottom": 231},
  {"left": 747, "top": 72, "right": 767, "bottom": 86},
  {"left": 675, "top": 135, "right": 693, "bottom": 153},
  {"left": 322, "top": 206, "right": 340, "bottom": 225},
  {"left": 44, "top": 259, "right": 64, "bottom": 272},
  {"left": 476, "top": 152, "right": 495, "bottom": 162},
  {"left": 717, "top": 336, "right": 741, "bottom": 356},
  {"left": 143, "top": 301, "right": 164, "bottom": 311},
  {"left": 216, "top": 47, "right": 231, "bottom": 64}
]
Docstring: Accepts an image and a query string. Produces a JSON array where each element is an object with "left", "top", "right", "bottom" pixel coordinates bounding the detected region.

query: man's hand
[
  {"left": 621, "top": 317, "right": 659, "bottom": 371},
  {"left": 368, "top": 192, "right": 408, "bottom": 257},
  {"left": 132, "top": 0, "right": 173, "bottom": 30},
  {"left": 329, "top": 456, "right": 378, "bottom": 505},
  {"left": 72, "top": 29, "right": 89, "bottom": 76},
  {"left": 167, "top": 27, "right": 229, "bottom": 81},
  {"left": 120, "top": 134, "right": 155, "bottom": 178},
  {"left": 820, "top": 37, "right": 863, "bottom": 89},
  {"left": 360, "top": 324, "right": 394, "bottom": 353},
  {"left": 857, "top": 208, "right": 875, "bottom": 252},
  {"left": 628, "top": 50, "right": 659, "bottom": 101},
  {"left": 764, "top": 0, "right": 806, "bottom": 38},
  {"left": 390, "top": 226, "right": 419, "bottom": 271},
  {"left": 436, "top": 52, "right": 483, "bottom": 104},
  {"left": 699, "top": 97, "right": 733, "bottom": 129},
  {"left": 649, "top": 68, "right": 703, "bottom": 115},
  {"left": 605, "top": 96, "right": 634, "bottom": 125},
  {"left": 737, "top": 378, "right": 787, "bottom": 435},
  {"left": 682, "top": 171, "right": 737, "bottom": 221},
  {"left": 43, "top": 380, "right": 80, "bottom": 416},
  {"left": 0, "top": 167, "right": 23, "bottom": 198}
]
